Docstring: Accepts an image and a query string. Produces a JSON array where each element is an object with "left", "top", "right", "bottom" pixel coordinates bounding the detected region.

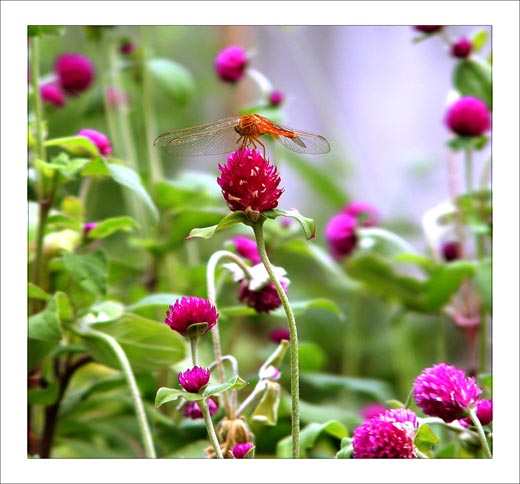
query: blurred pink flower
[
  {"left": 344, "top": 201, "right": 380, "bottom": 227},
  {"left": 269, "top": 327, "right": 290, "bottom": 343},
  {"left": 231, "top": 442, "right": 255, "bottom": 458},
  {"left": 459, "top": 398, "right": 493, "bottom": 427},
  {"left": 76, "top": 129, "right": 112, "bottom": 156},
  {"left": 451, "top": 37, "right": 473, "bottom": 59},
  {"left": 183, "top": 399, "right": 218, "bottom": 419},
  {"left": 238, "top": 279, "right": 287, "bottom": 313},
  {"left": 55, "top": 53, "right": 94, "bottom": 96},
  {"left": 40, "top": 83, "right": 65, "bottom": 108},
  {"left": 445, "top": 96, "right": 491, "bottom": 137},
  {"left": 232, "top": 236, "right": 261, "bottom": 265},
  {"left": 215, "top": 45, "right": 248, "bottom": 83},
  {"left": 269, "top": 90, "right": 284, "bottom": 106},
  {"left": 325, "top": 212, "right": 358, "bottom": 259},
  {"left": 414, "top": 26, "right": 443, "bottom": 33},
  {"left": 361, "top": 403, "right": 386, "bottom": 420}
]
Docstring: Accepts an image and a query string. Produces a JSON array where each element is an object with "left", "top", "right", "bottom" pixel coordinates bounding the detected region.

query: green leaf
[
  {"left": 251, "top": 381, "right": 281, "bottom": 425},
  {"left": 415, "top": 423, "right": 439, "bottom": 453},
  {"left": 44, "top": 136, "right": 100, "bottom": 157},
  {"left": 55, "top": 291, "right": 74, "bottom": 323},
  {"left": 46, "top": 214, "right": 82, "bottom": 232},
  {"left": 126, "top": 293, "right": 185, "bottom": 312},
  {"left": 28, "top": 380, "right": 60, "bottom": 405},
  {"left": 271, "top": 298, "right": 343, "bottom": 320},
  {"left": 87, "top": 216, "right": 139, "bottom": 239},
  {"left": 421, "top": 261, "right": 476, "bottom": 310},
  {"left": 282, "top": 151, "right": 348, "bottom": 207},
  {"left": 447, "top": 135, "right": 488, "bottom": 152},
  {"left": 62, "top": 250, "right": 108, "bottom": 298},
  {"left": 345, "top": 253, "right": 426, "bottom": 312},
  {"left": 393, "top": 252, "right": 435, "bottom": 273},
  {"left": 264, "top": 208, "right": 315, "bottom": 240},
  {"left": 148, "top": 58, "right": 194, "bottom": 106},
  {"left": 28, "top": 26, "right": 64, "bottom": 37},
  {"left": 453, "top": 58, "right": 492, "bottom": 109},
  {"left": 470, "top": 30, "right": 489, "bottom": 53},
  {"left": 106, "top": 161, "right": 159, "bottom": 224},
  {"left": 301, "top": 373, "right": 393, "bottom": 401},
  {"left": 80, "top": 157, "right": 110, "bottom": 176},
  {"left": 28, "top": 297, "right": 62, "bottom": 342},
  {"left": 186, "top": 212, "right": 250, "bottom": 239},
  {"left": 89, "top": 300, "right": 125, "bottom": 323},
  {"left": 475, "top": 258, "right": 492, "bottom": 311},
  {"left": 336, "top": 437, "right": 353, "bottom": 458},
  {"left": 61, "top": 196, "right": 85, "bottom": 220},
  {"left": 298, "top": 342, "right": 327, "bottom": 372},
  {"left": 277, "top": 420, "right": 348, "bottom": 458},
  {"left": 84, "top": 313, "right": 186, "bottom": 371},
  {"left": 28, "top": 282, "right": 51, "bottom": 301},
  {"left": 155, "top": 375, "right": 247, "bottom": 408}
]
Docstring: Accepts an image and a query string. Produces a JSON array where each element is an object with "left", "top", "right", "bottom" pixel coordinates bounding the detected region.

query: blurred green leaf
[
  {"left": 187, "top": 212, "right": 250, "bottom": 239},
  {"left": 106, "top": 161, "right": 159, "bottom": 224},
  {"left": 282, "top": 150, "right": 348, "bottom": 207},
  {"left": 470, "top": 30, "right": 489, "bottom": 53},
  {"left": 446, "top": 135, "right": 488, "bottom": 152},
  {"left": 453, "top": 58, "right": 492, "bottom": 109},
  {"left": 148, "top": 58, "right": 194, "bottom": 106},
  {"left": 46, "top": 214, "right": 82, "bottom": 232},
  {"left": 336, "top": 437, "right": 353, "bottom": 458},
  {"left": 251, "top": 381, "right": 280, "bottom": 425},
  {"left": 28, "top": 380, "right": 60, "bottom": 405},
  {"left": 28, "top": 282, "right": 51, "bottom": 301},
  {"left": 55, "top": 291, "right": 74, "bottom": 323},
  {"left": 475, "top": 258, "right": 492, "bottom": 312},
  {"left": 264, "top": 208, "right": 315, "bottom": 240},
  {"left": 298, "top": 342, "right": 327, "bottom": 372},
  {"left": 393, "top": 252, "right": 435, "bottom": 273},
  {"left": 62, "top": 250, "right": 108, "bottom": 298},
  {"left": 80, "top": 157, "right": 110, "bottom": 176},
  {"left": 87, "top": 216, "right": 139, "bottom": 239},
  {"left": 28, "top": 296, "right": 62, "bottom": 342},
  {"left": 45, "top": 136, "right": 100, "bottom": 157},
  {"left": 415, "top": 423, "right": 439, "bottom": 454},
  {"left": 89, "top": 300, "right": 126, "bottom": 323},
  {"left": 126, "top": 293, "right": 185, "bottom": 312},
  {"left": 84, "top": 313, "right": 186, "bottom": 371},
  {"left": 28, "top": 26, "right": 64, "bottom": 37},
  {"left": 276, "top": 420, "right": 347, "bottom": 458},
  {"left": 301, "top": 373, "right": 393, "bottom": 401}
]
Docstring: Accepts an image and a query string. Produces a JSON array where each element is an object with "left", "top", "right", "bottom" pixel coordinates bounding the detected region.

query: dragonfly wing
[
  {"left": 154, "top": 116, "right": 242, "bottom": 156},
  {"left": 271, "top": 129, "right": 331, "bottom": 154}
]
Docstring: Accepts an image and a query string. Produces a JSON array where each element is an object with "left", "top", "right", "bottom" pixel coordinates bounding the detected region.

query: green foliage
[
  {"left": 453, "top": 58, "right": 492, "bottom": 109},
  {"left": 147, "top": 58, "right": 195, "bottom": 106}
]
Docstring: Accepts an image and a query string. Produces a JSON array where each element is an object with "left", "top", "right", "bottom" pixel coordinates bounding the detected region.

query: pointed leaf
[
  {"left": 126, "top": 293, "right": 186, "bottom": 312},
  {"left": 415, "top": 423, "right": 440, "bottom": 453},
  {"left": 264, "top": 208, "right": 315, "bottom": 240},
  {"left": 44, "top": 136, "right": 100, "bottom": 157},
  {"left": 62, "top": 250, "right": 108, "bottom": 298},
  {"left": 186, "top": 212, "right": 250, "bottom": 239},
  {"left": 453, "top": 58, "right": 492, "bottom": 108},
  {"left": 148, "top": 58, "right": 194, "bottom": 106},
  {"left": 87, "top": 216, "right": 139, "bottom": 239},
  {"left": 28, "top": 282, "right": 51, "bottom": 302},
  {"left": 28, "top": 297, "right": 62, "bottom": 342}
]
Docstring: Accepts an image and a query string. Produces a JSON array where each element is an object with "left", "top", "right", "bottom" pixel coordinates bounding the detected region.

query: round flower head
[
  {"left": 120, "top": 42, "right": 136, "bottom": 55},
  {"left": 413, "top": 363, "right": 482, "bottom": 422},
  {"left": 441, "top": 241, "right": 461, "bottom": 261},
  {"left": 231, "top": 442, "right": 255, "bottom": 459},
  {"left": 164, "top": 296, "right": 218, "bottom": 337},
  {"left": 445, "top": 96, "right": 491, "bottom": 137},
  {"left": 184, "top": 399, "right": 218, "bottom": 420},
  {"left": 232, "top": 236, "right": 261, "bottom": 265},
  {"left": 55, "top": 53, "right": 94, "bottom": 96},
  {"left": 344, "top": 201, "right": 380, "bottom": 227},
  {"left": 352, "top": 408, "right": 418, "bottom": 458},
  {"left": 269, "top": 327, "right": 290, "bottom": 343},
  {"left": 83, "top": 222, "right": 98, "bottom": 235},
  {"left": 361, "top": 403, "right": 386, "bottom": 420},
  {"left": 451, "top": 37, "right": 472, "bottom": 59},
  {"left": 325, "top": 212, "right": 358, "bottom": 259},
  {"left": 77, "top": 129, "right": 112, "bottom": 156},
  {"left": 414, "top": 26, "right": 443, "bottom": 33},
  {"left": 238, "top": 279, "right": 287, "bottom": 313},
  {"left": 217, "top": 149, "right": 283, "bottom": 216},
  {"left": 460, "top": 398, "right": 493, "bottom": 427},
  {"left": 178, "top": 366, "right": 210, "bottom": 393},
  {"left": 215, "top": 45, "right": 248, "bottom": 83},
  {"left": 269, "top": 90, "right": 284, "bottom": 106},
  {"left": 40, "top": 83, "right": 65, "bottom": 108}
]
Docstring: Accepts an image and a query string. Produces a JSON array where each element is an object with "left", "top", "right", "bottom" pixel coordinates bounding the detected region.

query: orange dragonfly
[{"left": 154, "top": 113, "right": 330, "bottom": 157}]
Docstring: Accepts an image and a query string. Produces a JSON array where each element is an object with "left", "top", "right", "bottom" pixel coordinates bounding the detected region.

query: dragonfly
[{"left": 153, "top": 113, "right": 330, "bottom": 158}]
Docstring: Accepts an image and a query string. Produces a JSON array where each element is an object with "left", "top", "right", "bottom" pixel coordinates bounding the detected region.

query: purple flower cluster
[
  {"left": 352, "top": 408, "right": 418, "bottom": 458},
  {"left": 413, "top": 363, "right": 482, "bottom": 422},
  {"left": 231, "top": 442, "right": 255, "bottom": 459},
  {"left": 445, "top": 96, "right": 491, "bottom": 137},
  {"left": 77, "top": 129, "right": 112, "bottom": 157},
  {"left": 238, "top": 279, "right": 287, "bottom": 313},
  {"left": 165, "top": 296, "right": 218, "bottom": 337},
  {"left": 215, "top": 45, "right": 248, "bottom": 83},
  {"left": 178, "top": 366, "right": 210, "bottom": 393},
  {"left": 183, "top": 399, "right": 219, "bottom": 419}
]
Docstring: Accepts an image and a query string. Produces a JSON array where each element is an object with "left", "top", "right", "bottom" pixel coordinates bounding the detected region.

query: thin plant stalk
[
  {"left": 199, "top": 399, "right": 223, "bottom": 459},
  {"left": 252, "top": 220, "right": 300, "bottom": 458},
  {"left": 468, "top": 407, "right": 492, "bottom": 458},
  {"left": 79, "top": 327, "right": 156, "bottom": 458}
]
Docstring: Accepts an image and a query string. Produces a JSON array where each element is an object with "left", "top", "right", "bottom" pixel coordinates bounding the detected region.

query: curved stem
[
  {"left": 468, "top": 407, "right": 492, "bottom": 458},
  {"left": 199, "top": 399, "right": 223, "bottom": 459},
  {"left": 252, "top": 220, "right": 300, "bottom": 458},
  {"left": 206, "top": 250, "right": 253, "bottom": 419},
  {"left": 79, "top": 327, "right": 156, "bottom": 458}
]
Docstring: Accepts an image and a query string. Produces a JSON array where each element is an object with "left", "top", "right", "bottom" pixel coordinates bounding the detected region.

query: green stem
[
  {"left": 464, "top": 146, "right": 474, "bottom": 195},
  {"left": 29, "top": 36, "right": 46, "bottom": 165},
  {"left": 140, "top": 26, "right": 163, "bottom": 185},
  {"left": 79, "top": 327, "right": 156, "bottom": 458},
  {"left": 468, "top": 407, "right": 492, "bottom": 458},
  {"left": 199, "top": 399, "right": 223, "bottom": 459},
  {"left": 252, "top": 220, "right": 300, "bottom": 458},
  {"left": 358, "top": 227, "right": 418, "bottom": 254},
  {"left": 206, "top": 250, "right": 253, "bottom": 419}
]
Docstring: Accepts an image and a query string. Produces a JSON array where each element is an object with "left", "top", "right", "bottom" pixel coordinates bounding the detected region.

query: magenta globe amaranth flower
[
  {"left": 215, "top": 45, "right": 248, "bottom": 83},
  {"left": 83, "top": 222, "right": 98, "bottom": 235},
  {"left": 269, "top": 90, "right": 284, "bottom": 106},
  {"left": 413, "top": 363, "right": 482, "bottom": 422},
  {"left": 231, "top": 442, "right": 255, "bottom": 458},
  {"left": 232, "top": 236, "right": 261, "bottom": 265},
  {"left": 441, "top": 241, "right": 461, "bottom": 261},
  {"left": 325, "top": 212, "right": 358, "bottom": 259},
  {"left": 445, "top": 96, "right": 491, "bottom": 137},
  {"left": 344, "top": 201, "right": 380, "bottom": 227},
  {"left": 164, "top": 296, "right": 218, "bottom": 337},
  {"left": 184, "top": 399, "right": 218, "bottom": 419},
  {"left": 352, "top": 408, "right": 418, "bottom": 458},
  {"left": 361, "top": 403, "right": 386, "bottom": 420},
  {"left": 217, "top": 149, "right": 283, "bottom": 215},
  {"left": 269, "top": 327, "right": 290, "bottom": 343},
  {"left": 120, "top": 41, "right": 136, "bottom": 55},
  {"left": 55, "top": 53, "right": 94, "bottom": 96},
  {"left": 77, "top": 129, "right": 112, "bottom": 156},
  {"left": 178, "top": 366, "right": 210, "bottom": 393},
  {"left": 414, "top": 25, "right": 443, "bottom": 33},
  {"left": 452, "top": 37, "right": 473, "bottom": 59},
  {"left": 460, "top": 398, "right": 493, "bottom": 427},
  {"left": 238, "top": 279, "right": 287, "bottom": 313},
  {"left": 40, "top": 83, "right": 65, "bottom": 108}
]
